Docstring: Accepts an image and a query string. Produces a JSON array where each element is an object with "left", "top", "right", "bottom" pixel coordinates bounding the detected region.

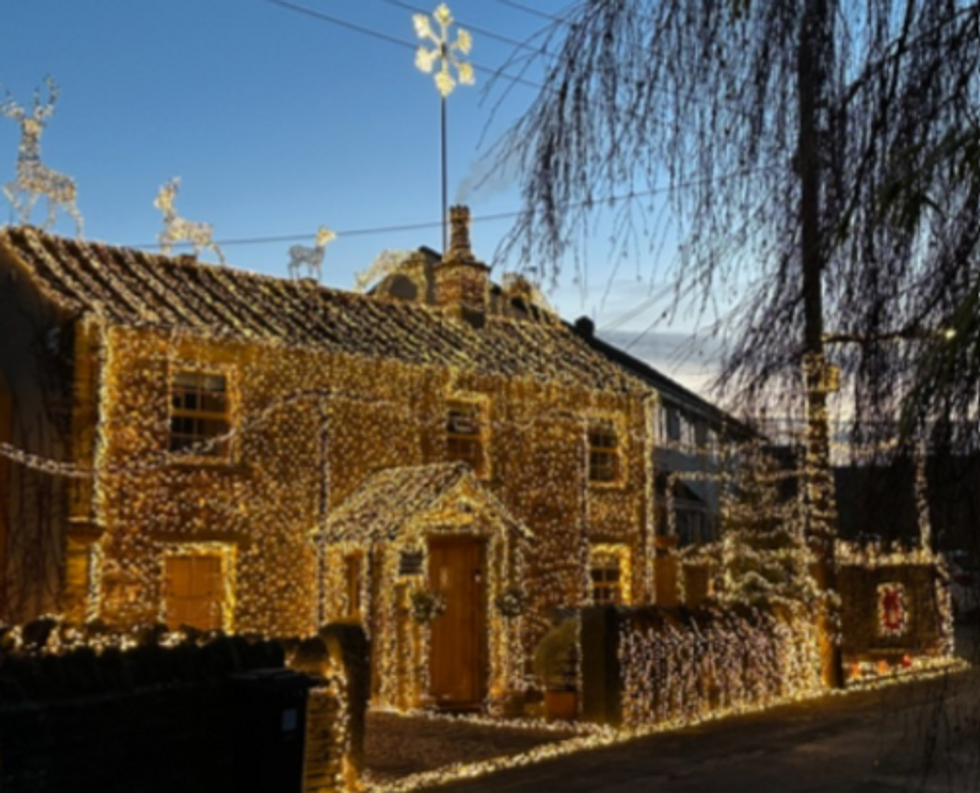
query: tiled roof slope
[{"left": 0, "top": 226, "right": 645, "bottom": 394}]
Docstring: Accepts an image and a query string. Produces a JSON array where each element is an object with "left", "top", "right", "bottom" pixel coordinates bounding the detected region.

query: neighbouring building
[{"left": 569, "top": 322, "right": 756, "bottom": 548}]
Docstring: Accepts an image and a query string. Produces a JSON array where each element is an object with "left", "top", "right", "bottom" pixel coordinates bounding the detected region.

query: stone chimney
[{"left": 433, "top": 205, "right": 490, "bottom": 327}]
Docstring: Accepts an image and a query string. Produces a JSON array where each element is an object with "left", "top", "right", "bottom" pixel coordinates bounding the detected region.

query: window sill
[
  {"left": 166, "top": 457, "right": 250, "bottom": 475},
  {"left": 588, "top": 479, "right": 627, "bottom": 491}
]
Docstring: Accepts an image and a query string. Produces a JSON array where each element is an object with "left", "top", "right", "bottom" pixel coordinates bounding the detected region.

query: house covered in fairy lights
[{"left": 0, "top": 210, "right": 751, "bottom": 709}]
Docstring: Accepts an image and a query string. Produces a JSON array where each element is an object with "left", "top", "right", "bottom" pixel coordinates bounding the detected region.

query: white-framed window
[
  {"left": 675, "top": 508, "right": 708, "bottom": 547},
  {"left": 707, "top": 429, "right": 720, "bottom": 462},
  {"left": 588, "top": 419, "right": 623, "bottom": 484},
  {"left": 679, "top": 412, "right": 698, "bottom": 449},
  {"left": 589, "top": 544, "right": 632, "bottom": 605},
  {"left": 169, "top": 370, "right": 231, "bottom": 457},
  {"left": 660, "top": 403, "right": 681, "bottom": 442}
]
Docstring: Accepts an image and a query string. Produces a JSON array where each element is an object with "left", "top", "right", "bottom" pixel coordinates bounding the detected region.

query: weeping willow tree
[{"left": 496, "top": 0, "right": 980, "bottom": 686}]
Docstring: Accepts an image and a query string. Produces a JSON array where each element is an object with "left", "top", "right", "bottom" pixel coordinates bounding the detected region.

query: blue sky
[{"left": 0, "top": 0, "right": 722, "bottom": 394}]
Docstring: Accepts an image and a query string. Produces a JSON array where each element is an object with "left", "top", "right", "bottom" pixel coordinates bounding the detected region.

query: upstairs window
[
  {"left": 675, "top": 508, "right": 709, "bottom": 547},
  {"left": 707, "top": 429, "right": 720, "bottom": 462},
  {"left": 588, "top": 420, "right": 621, "bottom": 484},
  {"left": 660, "top": 404, "right": 681, "bottom": 443},
  {"left": 170, "top": 371, "right": 230, "bottom": 456},
  {"left": 446, "top": 399, "right": 488, "bottom": 476}
]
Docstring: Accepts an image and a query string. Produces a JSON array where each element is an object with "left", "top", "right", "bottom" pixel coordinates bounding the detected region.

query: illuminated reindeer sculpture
[
  {"left": 1, "top": 76, "right": 83, "bottom": 236},
  {"left": 287, "top": 226, "right": 336, "bottom": 281},
  {"left": 154, "top": 177, "right": 225, "bottom": 265}
]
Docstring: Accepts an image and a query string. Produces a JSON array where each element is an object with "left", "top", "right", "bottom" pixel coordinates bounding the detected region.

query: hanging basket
[
  {"left": 494, "top": 586, "right": 529, "bottom": 619},
  {"left": 409, "top": 589, "right": 446, "bottom": 624}
]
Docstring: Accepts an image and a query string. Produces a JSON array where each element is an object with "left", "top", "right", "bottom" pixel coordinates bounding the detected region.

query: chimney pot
[
  {"left": 574, "top": 316, "right": 595, "bottom": 338},
  {"left": 447, "top": 205, "right": 475, "bottom": 264},
  {"left": 433, "top": 204, "right": 489, "bottom": 326}
]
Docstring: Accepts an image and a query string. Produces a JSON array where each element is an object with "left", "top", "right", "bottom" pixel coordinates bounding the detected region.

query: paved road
[{"left": 437, "top": 637, "right": 980, "bottom": 793}]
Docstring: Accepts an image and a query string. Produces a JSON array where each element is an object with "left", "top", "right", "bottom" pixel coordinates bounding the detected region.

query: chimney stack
[{"left": 433, "top": 205, "right": 490, "bottom": 327}]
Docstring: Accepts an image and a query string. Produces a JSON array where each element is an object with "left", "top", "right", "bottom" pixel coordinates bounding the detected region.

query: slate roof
[
  {"left": 570, "top": 319, "right": 755, "bottom": 438},
  {"left": 320, "top": 462, "right": 531, "bottom": 544},
  {"left": 0, "top": 226, "right": 646, "bottom": 395}
]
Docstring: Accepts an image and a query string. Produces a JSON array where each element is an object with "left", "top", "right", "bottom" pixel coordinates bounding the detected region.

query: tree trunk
[{"left": 797, "top": 0, "right": 845, "bottom": 690}]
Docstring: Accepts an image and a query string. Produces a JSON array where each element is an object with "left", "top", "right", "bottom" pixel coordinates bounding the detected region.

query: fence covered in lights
[{"left": 580, "top": 603, "right": 821, "bottom": 728}]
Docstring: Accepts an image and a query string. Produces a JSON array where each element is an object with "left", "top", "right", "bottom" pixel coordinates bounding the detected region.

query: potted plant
[{"left": 532, "top": 617, "right": 579, "bottom": 721}]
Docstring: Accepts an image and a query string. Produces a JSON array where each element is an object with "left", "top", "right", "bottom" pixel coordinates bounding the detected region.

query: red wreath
[{"left": 879, "top": 585, "right": 906, "bottom": 634}]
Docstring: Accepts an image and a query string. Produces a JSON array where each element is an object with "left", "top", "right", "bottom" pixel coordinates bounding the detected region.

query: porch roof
[{"left": 318, "top": 462, "right": 532, "bottom": 544}]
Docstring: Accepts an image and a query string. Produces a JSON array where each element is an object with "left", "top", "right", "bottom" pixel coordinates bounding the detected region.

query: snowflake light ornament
[
  {"left": 413, "top": 4, "right": 474, "bottom": 97},
  {"left": 412, "top": 4, "right": 475, "bottom": 253}
]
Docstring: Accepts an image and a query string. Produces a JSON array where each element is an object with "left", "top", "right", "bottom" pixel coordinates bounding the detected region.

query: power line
[
  {"left": 268, "top": 0, "right": 755, "bottom": 123},
  {"left": 600, "top": 281, "right": 676, "bottom": 333},
  {"left": 485, "top": 0, "right": 568, "bottom": 24},
  {"left": 265, "top": 0, "right": 543, "bottom": 90},
  {"left": 125, "top": 166, "right": 777, "bottom": 251},
  {"left": 124, "top": 211, "right": 517, "bottom": 250},
  {"left": 267, "top": 0, "right": 415, "bottom": 53}
]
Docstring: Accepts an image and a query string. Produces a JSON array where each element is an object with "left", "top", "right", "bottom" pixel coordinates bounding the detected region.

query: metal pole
[{"left": 441, "top": 92, "right": 448, "bottom": 255}]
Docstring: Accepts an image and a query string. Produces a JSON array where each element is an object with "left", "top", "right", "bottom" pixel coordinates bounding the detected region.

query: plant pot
[
  {"left": 496, "top": 691, "right": 526, "bottom": 718},
  {"left": 544, "top": 689, "right": 577, "bottom": 721},
  {"left": 654, "top": 535, "right": 679, "bottom": 551}
]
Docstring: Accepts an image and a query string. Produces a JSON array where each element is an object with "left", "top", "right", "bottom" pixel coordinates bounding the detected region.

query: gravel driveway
[{"left": 364, "top": 711, "right": 583, "bottom": 784}]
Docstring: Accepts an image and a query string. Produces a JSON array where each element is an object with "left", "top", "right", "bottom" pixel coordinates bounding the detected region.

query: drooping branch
[{"left": 493, "top": 0, "right": 980, "bottom": 448}]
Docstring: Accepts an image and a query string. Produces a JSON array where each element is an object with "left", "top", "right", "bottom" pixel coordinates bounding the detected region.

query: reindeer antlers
[
  {"left": 1, "top": 75, "right": 59, "bottom": 121},
  {"left": 0, "top": 83, "right": 24, "bottom": 120},
  {"left": 33, "top": 75, "right": 58, "bottom": 120}
]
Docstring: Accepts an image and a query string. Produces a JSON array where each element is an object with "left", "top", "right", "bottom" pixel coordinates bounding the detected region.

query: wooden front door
[
  {"left": 428, "top": 536, "right": 487, "bottom": 708},
  {"left": 163, "top": 554, "right": 224, "bottom": 631}
]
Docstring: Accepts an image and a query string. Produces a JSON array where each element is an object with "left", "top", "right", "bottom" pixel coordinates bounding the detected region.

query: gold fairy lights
[
  {"left": 317, "top": 463, "right": 530, "bottom": 709},
  {"left": 0, "top": 225, "right": 960, "bottom": 723},
  {"left": 617, "top": 604, "right": 822, "bottom": 728},
  {"left": 154, "top": 177, "right": 225, "bottom": 265},
  {"left": 0, "top": 75, "right": 83, "bottom": 236},
  {"left": 360, "top": 658, "right": 967, "bottom": 793},
  {"left": 287, "top": 226, "right": 336, "bottom": 283},
  {"left": 2, "top": 227, "right": 649, "bottom": 709}
]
